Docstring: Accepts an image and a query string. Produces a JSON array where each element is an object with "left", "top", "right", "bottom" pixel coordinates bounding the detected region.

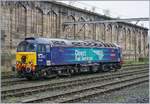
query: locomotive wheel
[
  {"left": 26, "top": 73, "right": 40, "bottom": 80},
  {"left": 91, "top": 65, "right": 99, "bottom": 73},
  {"left": 26, "top": 76, "right": 32, "bottom": 80},
  {"left": 69, "top": 68, "right": 75, "bottom": 75},
  {"left": 74, "top": 67, "right": 79, "bottom": 74},
  {"left": 41, "top": 71, "right": 49, "bottom": 79},
  {"left": 113, "top": 68, "right": 118, "bottom": 72},
  {"left": 117, "top": 64, "right": 121, "bottom": 69},
  {"left": 35, "top": 72, "right": 40, "bottom": 80},
  {"left": 101, "top": 64, "right": 110, "bottom": 72}
]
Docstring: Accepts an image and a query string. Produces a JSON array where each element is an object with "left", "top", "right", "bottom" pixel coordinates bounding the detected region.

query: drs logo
[{"left": 38, "top": 54, "right": 45, "bottom": 58}]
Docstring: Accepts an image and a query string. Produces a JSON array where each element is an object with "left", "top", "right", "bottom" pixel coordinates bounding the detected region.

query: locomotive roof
[{"left": 25, "top": 37, "right": 118, "bottom": 48}]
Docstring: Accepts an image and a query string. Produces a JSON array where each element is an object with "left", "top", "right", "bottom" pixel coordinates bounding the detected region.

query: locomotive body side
[{"left": 50, "top": 47, "right": 121, "bottom": 65}]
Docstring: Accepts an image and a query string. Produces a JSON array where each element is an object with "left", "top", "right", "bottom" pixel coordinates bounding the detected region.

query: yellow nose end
[{"left": 16, "top": 52, "right": 36, "bottom": 65}]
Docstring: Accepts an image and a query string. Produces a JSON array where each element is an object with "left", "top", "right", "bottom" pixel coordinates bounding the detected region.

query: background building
[{"left": 1, "top": 1, "right": 149, "bottom": 68}]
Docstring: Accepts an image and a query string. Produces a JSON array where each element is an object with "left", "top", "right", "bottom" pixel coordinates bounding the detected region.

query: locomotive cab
[
  {"left": 16, "top": 41, "right": 37, "bottom": 77},
  {"left": 16, "top": 37, "right": 52, "bottom": 79}
]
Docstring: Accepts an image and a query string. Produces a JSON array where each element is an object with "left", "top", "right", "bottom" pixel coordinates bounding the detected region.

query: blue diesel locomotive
[{"left": 16, "top": 37, "right": 122, "bottom": 79}]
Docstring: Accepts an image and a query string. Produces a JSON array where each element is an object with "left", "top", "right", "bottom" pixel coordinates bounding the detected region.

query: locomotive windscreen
[{"left": 17, "top": 41, "right": 36, "bottom": 52}]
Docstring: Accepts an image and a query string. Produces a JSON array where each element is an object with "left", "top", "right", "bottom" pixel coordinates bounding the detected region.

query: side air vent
[
  {"left": 52, "top": 41, "right": 66, "bottom": 46},
  {"left": 72, "top": 42, "right": 83, "bottom": 46}
]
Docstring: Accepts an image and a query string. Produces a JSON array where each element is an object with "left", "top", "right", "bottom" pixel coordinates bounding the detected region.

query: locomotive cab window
[
  {"left": 46, "top": 45, "right": 50, "bottom": 52},
  {"left": 17, "top": 41, "right": 35, "bottom": 52},
  {"left": 37, "top": 44, "right": 46, "bottom": 52}
]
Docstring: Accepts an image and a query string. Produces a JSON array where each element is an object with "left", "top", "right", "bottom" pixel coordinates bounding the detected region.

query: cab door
[
  {"left": 37, "top": 44, "right": 46, "bottom": 65},
  {"left": 37, "top": 44, "right": 51, "bottom": 66},
  {"left": 45, "top": 44, "right": 51, "bottom": 66}
]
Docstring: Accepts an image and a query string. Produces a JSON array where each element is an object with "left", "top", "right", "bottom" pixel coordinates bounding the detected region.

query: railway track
[
  {"left": 21, "top": 70, "right": 148, "bottom": 103},
  {"left": 1, "top": 66, "right": 148, "bottom": 103},
  {"left": 2, "top": 64, "right": 148, "bottom": 91},
  {"left": 1, "top": 71, "right": 17, "bottom": 79},
  {"left": 1, "top": 78, "right": 26, "bottom": 87},
  {"left": 1, "top": 64, "right": 148, "bottom": 87}
]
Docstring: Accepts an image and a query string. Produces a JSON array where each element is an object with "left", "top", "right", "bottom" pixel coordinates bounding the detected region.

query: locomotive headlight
[
  {"left": 16, "top": 61, "right": 18, "bottom": 64},
  {"left": 16, "top": 61, "right": 21, "bottom": 71},
  {"left": 32, "top": 65, "right": 35, "bottom": 71},
  {"left": 29, "top": 61, "right": 35, "bottom": 71},
  {"left": 16, "top": 61, "right": 20, "bottom": 64},
  {"left": 16, "top": 61, "right": 19, "bottom": 69},
  {"left": 29, "top": 61, "right": 33, "bottom": 65}
]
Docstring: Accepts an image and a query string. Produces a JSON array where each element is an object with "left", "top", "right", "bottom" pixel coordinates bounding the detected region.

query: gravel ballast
[{"left": 79, "top": 82, "right": 149, "bottom": 103}]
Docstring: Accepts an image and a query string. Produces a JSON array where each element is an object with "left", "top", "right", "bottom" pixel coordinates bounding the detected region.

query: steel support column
[
  {"left": 25, "top": 8, "right": 27, "bottom": 38},
  {"left": 10, "top": 8, "right": 13, "bottom": 49}
]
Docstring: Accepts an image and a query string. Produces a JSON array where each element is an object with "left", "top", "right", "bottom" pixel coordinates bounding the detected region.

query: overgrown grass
[{"left": 124, "top": 57, "right": 149, "bottom": 65}]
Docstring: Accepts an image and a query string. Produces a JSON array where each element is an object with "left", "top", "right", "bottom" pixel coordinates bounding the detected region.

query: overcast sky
[{"left": 59, "top": 1, "right": 149, "bottom": 29}]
